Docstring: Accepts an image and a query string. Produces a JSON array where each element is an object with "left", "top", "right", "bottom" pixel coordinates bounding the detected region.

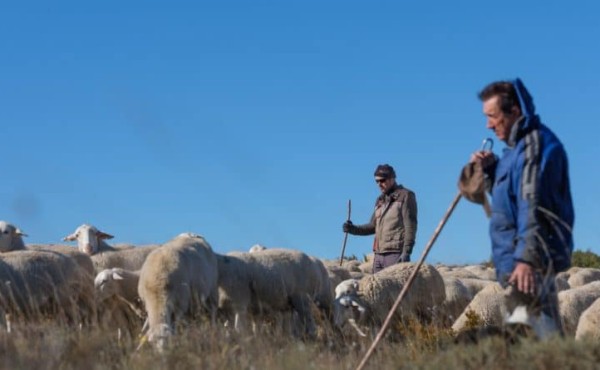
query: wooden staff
[{"left": 339, "top": 199, "right": 352, "bottom": 266}]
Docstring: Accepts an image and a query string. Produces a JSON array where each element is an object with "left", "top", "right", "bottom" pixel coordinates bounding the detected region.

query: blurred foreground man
[{"left": 470, "top": 78, "right": 574, "bottom": 339}]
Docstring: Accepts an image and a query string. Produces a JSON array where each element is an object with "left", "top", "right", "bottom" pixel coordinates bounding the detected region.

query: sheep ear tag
[{"left": 112, "top": 272, "right": 124, "bottom": 280}]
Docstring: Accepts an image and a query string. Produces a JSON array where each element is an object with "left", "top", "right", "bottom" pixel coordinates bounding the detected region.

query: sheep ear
[
  {"left": 112, "top": 272, "right": 124, "bottom": 280},
  {"left": 97, "top": 231, "right": 114, "bottom": 240},
  {"left": 15, "top": 228, "right": 28, "bottom": 237},
  {"left": 63, "top": 233, "right": 77, "bottom": 241}
]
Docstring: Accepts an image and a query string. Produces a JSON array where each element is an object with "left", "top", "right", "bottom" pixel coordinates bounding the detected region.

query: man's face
[
  {"left": 375, "top": 176, "right": 394, "bottom": 193},
  {"left": 483, "top": 96, "right": 520, "bottom": 142}
]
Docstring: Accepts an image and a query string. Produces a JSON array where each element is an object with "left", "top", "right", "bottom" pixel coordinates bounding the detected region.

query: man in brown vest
[{"left": 343, "top": 164, "right": 418, "bottom": 273}]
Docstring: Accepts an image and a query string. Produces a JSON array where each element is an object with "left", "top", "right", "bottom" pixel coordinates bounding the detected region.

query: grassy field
[{"left": 2, "top": 319, "right": 600, "bottom": 370}]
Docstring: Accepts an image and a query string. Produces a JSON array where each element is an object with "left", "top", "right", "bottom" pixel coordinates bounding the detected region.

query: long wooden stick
[
  {"left": 339, "top": 199, "right": 352, "bottom": 266},
  {"left": 355, "top": 192, "right": 462, "bottom": 370}
]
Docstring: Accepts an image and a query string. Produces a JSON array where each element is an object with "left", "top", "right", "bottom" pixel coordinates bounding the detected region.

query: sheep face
[
  {"left": 335, "top": 279, "right": 359, "bottom": 299},
  {"left": 94, "top": 268, "right": 123, "bottom": 301},
  {"left": 0, "top": 221, "right": 27, "bottom": 252},
  {"left": 63, "top": 224, "right": 113, "bottom": 255}
]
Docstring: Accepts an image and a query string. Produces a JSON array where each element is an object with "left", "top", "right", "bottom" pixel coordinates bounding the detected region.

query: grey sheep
[{"left": 138, "top": 233, "right": 218, "bottom": 350}]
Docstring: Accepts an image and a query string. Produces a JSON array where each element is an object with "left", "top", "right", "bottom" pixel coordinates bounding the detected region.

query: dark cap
[{"left": 374, "top": 164, "right": 396, "bottom": 179}]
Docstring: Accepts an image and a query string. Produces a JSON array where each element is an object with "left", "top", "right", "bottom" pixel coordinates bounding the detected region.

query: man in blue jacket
[{"left": 471, "top": 78, "right": 574, "bottom": 338}]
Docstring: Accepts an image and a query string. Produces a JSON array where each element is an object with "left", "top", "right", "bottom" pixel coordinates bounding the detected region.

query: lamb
[
  {"left": 333, "top": 263, "right": 446, "bottom": 335},
  {"left": 95, "top": 268, "right": 142, "bottom": 309},
  {"left": 0, "top": 249, "right": 95, "bottom": 325},
  {"left": 558, "top": 281, "right": 600, "bottom": 336},
  {"left": 138, "top": 232, "right": 218, "bottom": 350},
  {"left": 575, "top": 297, "right": 600, "bottom": 340},
  {"left": 95, "top": 268, "right": 144, "bottom": 337}
]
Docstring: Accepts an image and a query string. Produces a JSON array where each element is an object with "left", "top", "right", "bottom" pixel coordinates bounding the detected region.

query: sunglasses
[{"left": 375, "top": 178, "right": 388, "bottom": 184}]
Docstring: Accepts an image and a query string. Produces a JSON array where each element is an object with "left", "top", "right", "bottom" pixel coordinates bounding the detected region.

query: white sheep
[
  {"left": 333, "top": 263, "right": 446, "bottom": 335},
  {"left": 441, "top": 276, "right": 473, "bottom": 325},
  {"left": 138, "top": 232, "right": 218, "bottom": 350},
  {"left": 216, "top": 249, "right": 326, "bottom": 337},
  {"left": 62, "top": 224, "right": 131, "bottom": 254},
  {"left": 0, "top": 249, "right": 95, "bottom": 325},
  {"left": 558, "top": 281, "right": 600, "bottom": 336},
  {"left": 458, "top": 277, "right": 495, "bottom": 298},
  {"left": 567, "top": 268, "right": 600, "bottom": 288},
  {"left": 0, "top": 221, "right": 28, "bottom": 252},
  {"left": 451, "top": 282, "right": 506, "bottom": 333},
  {"left": 575, "top": 296, "right": 600, "bottom": 340},
  {"left": 62, "top": 223, "right": 158, "bottom": 273},
  {"left": 89, "top": 245, "right": 159, "bottom": 273}
]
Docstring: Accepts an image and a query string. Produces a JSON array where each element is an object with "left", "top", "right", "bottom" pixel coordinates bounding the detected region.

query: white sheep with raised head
[
  {"left": 0, "top": 221, "right": 27, "bottom": 252},
  {"left": 138, "top": 232, "right": 218, "bottom": 351},
  {"left": 62, "top": 223, "right": 158, "bottom": 273},
  {"left": 62, "top": 224, "right": 127, "bottom": 255},
  {"left": 333, "top": 262, "right": 446, "bottom": 336}
]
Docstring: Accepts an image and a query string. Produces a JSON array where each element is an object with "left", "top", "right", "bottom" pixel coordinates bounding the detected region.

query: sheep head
[{"left": 63, "top": 224, "right": 113, "bottom": 255}]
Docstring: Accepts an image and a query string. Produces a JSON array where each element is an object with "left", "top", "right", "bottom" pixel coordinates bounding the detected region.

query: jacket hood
[{"left": 508, "top": 78, "right": 541, "bottom": 146}]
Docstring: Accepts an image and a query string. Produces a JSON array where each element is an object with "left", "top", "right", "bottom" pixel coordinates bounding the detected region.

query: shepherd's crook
[
  {"left": 355, "top": 193, "right": 461, "bottom": 370},
  {"left": 339, "top": 199, "right": 352, "bottom": 266}
]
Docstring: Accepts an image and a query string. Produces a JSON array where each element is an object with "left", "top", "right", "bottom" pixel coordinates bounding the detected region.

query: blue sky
[{"left": 1, "top": 1, "right": 599, "bottom": 264}]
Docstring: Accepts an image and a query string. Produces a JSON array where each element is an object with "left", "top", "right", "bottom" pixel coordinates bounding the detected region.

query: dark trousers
[{"left": 372, "top": 252, "right": 409, "bottom": 274}]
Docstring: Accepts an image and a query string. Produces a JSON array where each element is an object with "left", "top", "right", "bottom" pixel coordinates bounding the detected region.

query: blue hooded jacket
[{"left": 488, "top": 79, "right": 574, "bottom": 282}]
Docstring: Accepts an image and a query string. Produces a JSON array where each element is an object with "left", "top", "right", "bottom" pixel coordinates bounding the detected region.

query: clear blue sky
[{"left": 2, "top": 1, "right": 599, "bottom": 264}]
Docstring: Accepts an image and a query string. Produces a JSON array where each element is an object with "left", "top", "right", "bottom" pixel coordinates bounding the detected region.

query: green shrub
[{"left": 571, "top": 249, "right": 600, "bottom": 268}]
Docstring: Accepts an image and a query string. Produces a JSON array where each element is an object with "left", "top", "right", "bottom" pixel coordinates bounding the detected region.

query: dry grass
[{"left": 1, "top": 317, "right": 600, "bottom": 370}]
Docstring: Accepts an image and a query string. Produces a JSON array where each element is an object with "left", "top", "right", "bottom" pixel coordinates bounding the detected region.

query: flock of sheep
[{"left": 1, "top": 219, "right": 600, "bottom": 352}]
